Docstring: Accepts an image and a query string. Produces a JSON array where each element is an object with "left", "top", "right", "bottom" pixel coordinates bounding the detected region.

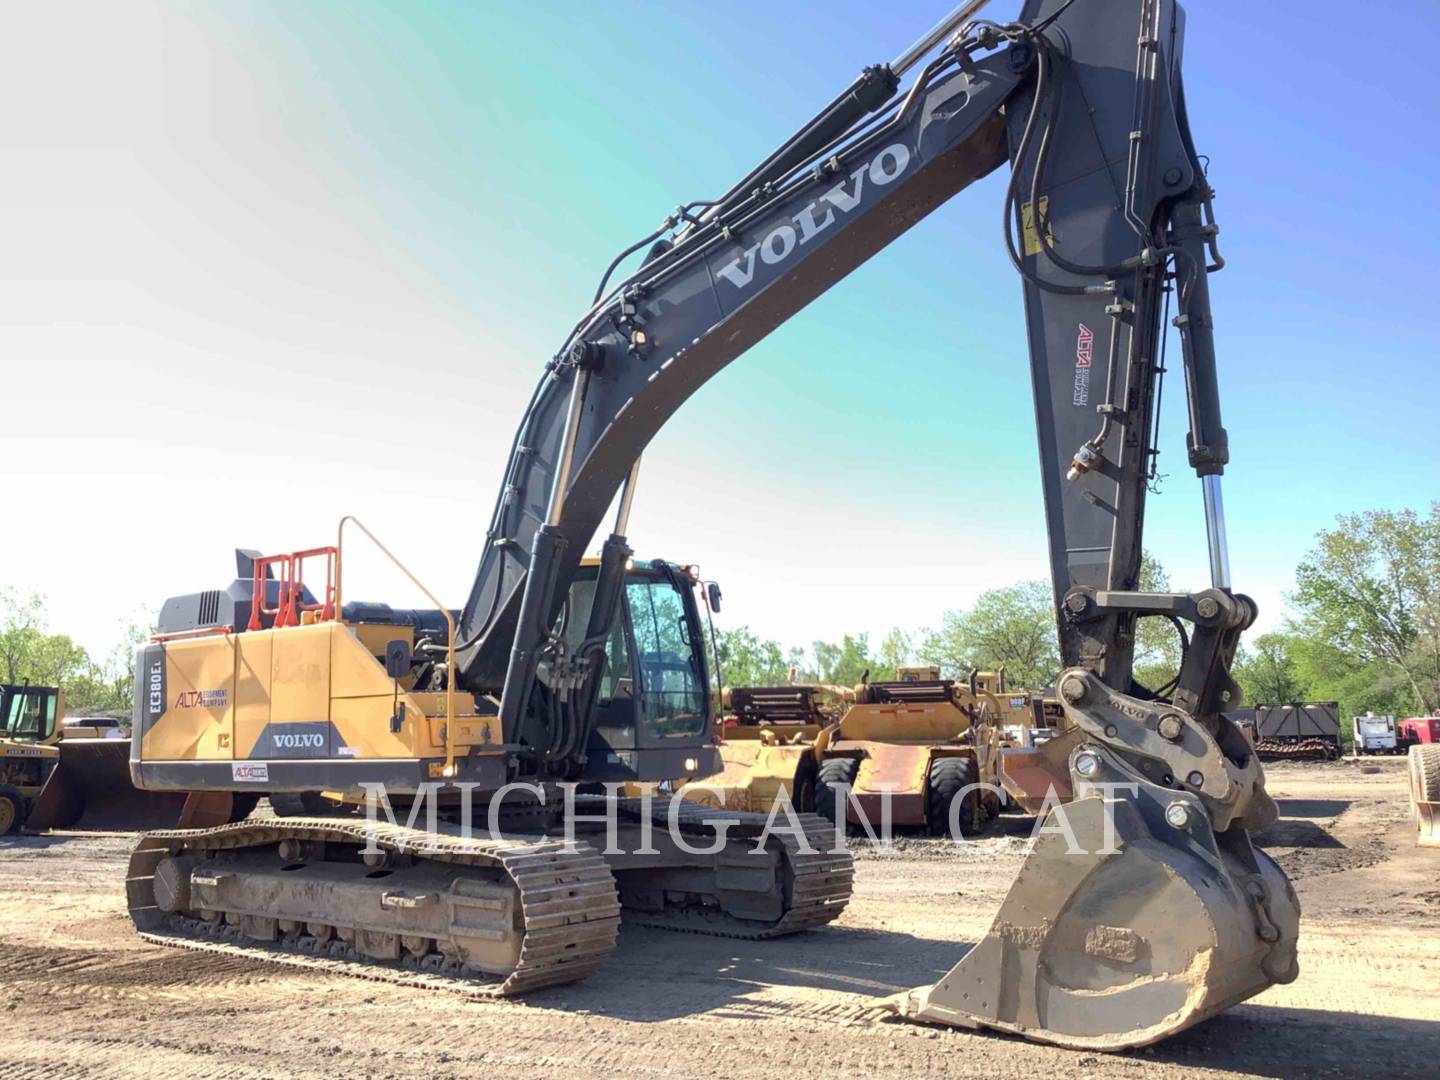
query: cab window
[
  {"left": 560, "top": 579, "right": 631, "bottom": 702},
  {"left": 5, "top": 689, "right": 57, "bottom": 740},
  {"left": 626, "top": 576, "right": 706, "bottom": 740}
]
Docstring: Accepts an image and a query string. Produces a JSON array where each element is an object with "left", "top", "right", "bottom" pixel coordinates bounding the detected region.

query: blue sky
[{"left": 2, "top": 1, "right": 1436, "bottom": 661}]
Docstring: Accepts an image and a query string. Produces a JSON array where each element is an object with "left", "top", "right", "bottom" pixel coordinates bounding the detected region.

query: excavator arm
[{"left": 449, "top": 0, "right": 1301, "bottom": 1048}]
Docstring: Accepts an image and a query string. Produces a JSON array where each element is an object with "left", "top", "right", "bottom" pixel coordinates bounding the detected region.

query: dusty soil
[{"left": 1, "top": 760, "right": 1434, "bottom": 1078}]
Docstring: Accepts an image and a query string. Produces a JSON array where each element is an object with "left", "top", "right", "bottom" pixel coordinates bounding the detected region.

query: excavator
[{"left": 123, "top": 0, "right": 1299, "bottom": 1051}]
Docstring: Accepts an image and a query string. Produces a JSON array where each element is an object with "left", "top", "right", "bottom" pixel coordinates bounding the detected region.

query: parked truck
[
  {"left": 1353, "top": 712, "right": 1400, "bottom": 755},
  {"left": 1399, "top": 716, "right": 1440, "bottom": 750}
]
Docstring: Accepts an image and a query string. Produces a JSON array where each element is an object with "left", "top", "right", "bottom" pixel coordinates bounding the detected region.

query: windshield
[
  {"left": 626, "top": 574, "right": 707, "bottom": 740},
  {"left": 4, "top": 688, "right": 57, "bottom": 741},
  {"left": 558, "top": 578, "right": 631, "bottom": 702}
]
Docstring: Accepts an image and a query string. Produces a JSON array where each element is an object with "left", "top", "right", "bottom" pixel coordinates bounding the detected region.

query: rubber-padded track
[
  {"left": 611, "top": 797, "right": 854, "bottom": 938},
  {"left": 127, "top": 816, "right": 619, "bottom": 997}
]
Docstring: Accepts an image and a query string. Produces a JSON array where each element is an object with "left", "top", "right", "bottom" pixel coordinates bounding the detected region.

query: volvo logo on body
[
  {"left": 715, "top": 142, "right": 912, "bottom": 290},
  {"left": 272, "top": 733, "right": 325, "bottom": 750}
]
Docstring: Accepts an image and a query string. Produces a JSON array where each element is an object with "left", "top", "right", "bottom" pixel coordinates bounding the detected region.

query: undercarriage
[{"left": 126, "top": 797, "right": 854, "bottom": 996}]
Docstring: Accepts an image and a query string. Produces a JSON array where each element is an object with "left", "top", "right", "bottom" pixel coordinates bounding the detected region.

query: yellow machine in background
[
  {"left": 0, "top": 683, "right": 63, "bottom": 833},
  {"left": 0, "top": 682, "right": 187, "bottom": 833},
  {"left": 679, "top": 683, "right": 849, "bottom": 813},
  {"left": 813, "top": 665, "right": 1001, "bottom": 835},
  {"left": 680, "top": 666, "right": 1054, "bottom": 836}
]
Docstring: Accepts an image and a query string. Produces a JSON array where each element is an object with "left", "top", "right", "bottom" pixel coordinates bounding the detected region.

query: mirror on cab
[
  {"left": 384, "top": 639, "right": 412, "bottom": 679},
  {"left": 706, "top": 582, "right": 722, "bottom": 614}
]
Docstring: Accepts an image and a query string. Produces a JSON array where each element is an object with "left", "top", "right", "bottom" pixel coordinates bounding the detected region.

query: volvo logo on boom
[{"left": 715, "top": 143, "right": 912, "bottom": 290}]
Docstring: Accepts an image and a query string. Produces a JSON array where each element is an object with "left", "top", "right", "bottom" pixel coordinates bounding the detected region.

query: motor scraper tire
[
  {"left": 927, "top": 756, "right": 979, "bottom": 838},
  {"left": 815, "top": 757, "right": 860, "bottom": 834},
  {"left": 228, "top": 793, "right": 261, "bottom": 823},
  {"left": 792, "top": 759, "right": 818, "bottom": 815},
  {"left": 0, "top": 784, "right": 26, "bottom": 835},
  {"left": 270, "top": 792, "right": 341, "bottom": 817}
]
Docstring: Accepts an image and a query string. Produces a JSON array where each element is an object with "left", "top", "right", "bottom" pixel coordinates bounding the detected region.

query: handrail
[
  {"left": 336, "top": 515, "right": 458, "bottom": 777},
  {"left": 151, "top": 625, "right": 233, "bottom": 643}
]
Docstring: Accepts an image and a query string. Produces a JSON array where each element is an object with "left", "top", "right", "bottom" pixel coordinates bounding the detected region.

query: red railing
[{"left": 247, "top": 546, "right": 337, "bottom": 631}]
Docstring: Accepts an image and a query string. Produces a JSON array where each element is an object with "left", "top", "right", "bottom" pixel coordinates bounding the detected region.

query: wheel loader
[
  {"left": 123, "top": 0, "right": 1300, "bottom": 1050},
  {"left": 0, "top": 682, "right": 188, "bottom": 833}
]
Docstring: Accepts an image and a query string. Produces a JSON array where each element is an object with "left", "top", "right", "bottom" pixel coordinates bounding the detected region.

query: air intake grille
[{"left": 198, "top": 590, "right": 222, "bottom": 627}]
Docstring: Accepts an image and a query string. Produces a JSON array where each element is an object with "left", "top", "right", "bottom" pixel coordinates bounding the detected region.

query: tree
[
  {"left": 712, "top": 625, "right": 789, "bottom": 688},
  {"left": 822, "top": 633, "right": 875, "bottom": 687},
  {"left": 872, "top": 627, "right": 913, "bottom": 682},
  {"left": 1293, "top": 504, "right": 1440, "bottom": 714},
  {"left": 920, "top": 580, "right": 1059, "bottom": 688},
  {"left": 0, "top": 589, "right": 145, "bottom": 714},
  {"left": 0, "top": 587, "right": 90, "bottom": 689},
  {"left": 0, "top": 588, "right": 45, "bottom": 684},
  {"left": 917, "top": 611, "right": 969, "bottom": 679},
  {"left": 1233, "top": 631, "right": 1307, "bottom": 705},
  {"left": 1133, "top": 550, "right": 1186, "bottom": 691},
  {"left": 64, "top": 620, "right": 150, "bottom": 713}
]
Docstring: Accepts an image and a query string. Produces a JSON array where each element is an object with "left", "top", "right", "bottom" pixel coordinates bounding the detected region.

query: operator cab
[
  {"left": 557, "top": 559, "right": 720, "bottom": 784},
  {"left": 1, "top": 683, "right": 60, "bottom": 743}
]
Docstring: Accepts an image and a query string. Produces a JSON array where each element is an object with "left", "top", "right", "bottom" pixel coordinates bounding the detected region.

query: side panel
[
  {"left": 233, "top": 631, "right": 272, "bottom": 759},
  {"left": 269, "top": 624, "right": 332, "bottom": 730},
  {"left": 140, "top": 637, "right": 235, "bottom": 761},
  {"left": 132, "top": 622, "right": 512, "bottom": 795},
  {"left": 330, "top": 623, "right": 421, "bottom": 760},
  {"left": 235, "top": 624, "right": 337, "bottom": 760}
]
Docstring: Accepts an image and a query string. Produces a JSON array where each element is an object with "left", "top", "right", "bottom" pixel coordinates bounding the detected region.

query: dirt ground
[{"left": 1, "top": 759, "right": 1434, "bottom": 1079}]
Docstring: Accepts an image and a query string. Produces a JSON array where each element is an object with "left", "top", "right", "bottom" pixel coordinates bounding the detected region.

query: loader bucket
[
  {"left": 883, "top": 745, "right": 1301, "bottom": 1050},
  {"left": 27, "top": 738, "right": 188, "bottom": 831},
  {"left": 1410, "top": 744, "right": 1440, "bottom": 847}
]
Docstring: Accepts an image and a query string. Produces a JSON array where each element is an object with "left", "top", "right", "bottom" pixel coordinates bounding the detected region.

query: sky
[{"left": 2, "top": 1, "right": 1436, "bottom": 665}]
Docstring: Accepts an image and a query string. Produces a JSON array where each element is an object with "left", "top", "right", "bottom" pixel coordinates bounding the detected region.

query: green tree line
[
  {"left": 712, "top": 504, "right": 1440, "bottom": 730},
  {"left": 1, "top": 588, "right": 146, "bottom": 714},
  {"left": 712, "top": 551, "right": 1177, "bottom": 693}
]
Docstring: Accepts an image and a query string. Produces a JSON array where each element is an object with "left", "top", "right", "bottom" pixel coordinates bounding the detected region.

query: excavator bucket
[
  {"left": 27, "top": 738, "right": 188, "bottom": 831},
  {"left": 882, "top": 676, "right": 1302, "bottom": 1050},
  {"left": 1410, "top": 744, "right": 1440, "bottom": 847}
]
